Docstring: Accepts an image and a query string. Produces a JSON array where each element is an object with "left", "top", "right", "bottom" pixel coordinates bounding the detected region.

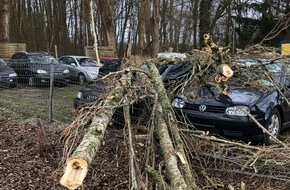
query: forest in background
[{"left": 0, "top": 0, "right": 289, "bottom": 57}]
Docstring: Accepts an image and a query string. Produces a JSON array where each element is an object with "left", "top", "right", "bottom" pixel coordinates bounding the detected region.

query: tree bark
[{"left": 0, "top": 0, "right": 10, "bottom": 42}]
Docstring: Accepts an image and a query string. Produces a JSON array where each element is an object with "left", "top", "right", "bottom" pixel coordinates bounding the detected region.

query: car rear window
[
  {"left": 78, "top": 58, "right": 98, "bottom": 67},
  {"left": 28, "top": 55, "right": 57, "bottom": 64}
]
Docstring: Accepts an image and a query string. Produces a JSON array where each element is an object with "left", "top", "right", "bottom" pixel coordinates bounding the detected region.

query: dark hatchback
[
  {"left": 172, "top": 59, "right": 290, "bottom": 144},
  {"left": 0, "top": 58, "right": 17, "bottom": 88},
  {"left": 9, "top": 52, "right": 70, "bottom": 87}
]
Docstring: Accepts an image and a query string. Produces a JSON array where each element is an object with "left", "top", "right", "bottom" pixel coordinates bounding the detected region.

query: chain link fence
[{"left": 0, "top": 57, "right": 88, "bottom": 124}]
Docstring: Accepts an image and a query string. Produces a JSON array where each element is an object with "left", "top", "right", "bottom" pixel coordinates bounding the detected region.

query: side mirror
[{"left": 70, "top": 63, "right": 77, "bottom": 67}]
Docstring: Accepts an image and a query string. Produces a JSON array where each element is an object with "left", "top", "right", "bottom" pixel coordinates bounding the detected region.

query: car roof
[
  {"left": 13, "top": 51, "right": 51, "bottom": 56},
  {"left": 59, "top": 55, "right": 95, "bottom": 59}
]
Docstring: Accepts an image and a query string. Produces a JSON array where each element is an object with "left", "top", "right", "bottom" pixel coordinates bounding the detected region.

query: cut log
[
  {"left": 60, "top": 72, "right": 131, "bottom": 190},
  {"left": 216, "top": 64, "right": 233, "bottom": 78},
  {"left": 60, "top": 159, "right": 88, "bottom": 190},
  {"left": 215, "top": 64, "right": 233, "bottom": 83}
]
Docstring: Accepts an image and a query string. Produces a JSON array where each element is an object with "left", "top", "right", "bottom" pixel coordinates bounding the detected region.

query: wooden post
[
  {"left": 90, "top": 0, "right": 100, "bottom": 64},
  {"left": 48, "top": 60, "right": 54, "bottom": 123}
]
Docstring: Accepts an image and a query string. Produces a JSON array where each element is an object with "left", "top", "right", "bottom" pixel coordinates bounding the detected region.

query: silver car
[{"left": 58, "top": 55, "right": 103, "bottom": 84}]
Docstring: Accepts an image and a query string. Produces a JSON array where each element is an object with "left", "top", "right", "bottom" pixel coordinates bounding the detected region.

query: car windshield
[
  {"left": 28, "top": 55, "right": 57, "bottom": 64},
  {"left": 232, "top": 59, "right": 284, "bottom": 87},
  {"left": 78, "top": 58, "right": 98, "bottom": 67},
  {"left": 257, "top": 61, "right": 283, "bottom": 86}
]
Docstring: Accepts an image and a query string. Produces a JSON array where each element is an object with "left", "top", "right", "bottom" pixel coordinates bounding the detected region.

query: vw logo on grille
[{"left": 199, "top": 104, "right": 206, "bottom": 112}]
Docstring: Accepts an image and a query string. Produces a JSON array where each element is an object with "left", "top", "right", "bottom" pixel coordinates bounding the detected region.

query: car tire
[
  {"left": 79, "top": 73, "right": 86, "bottom": 84},
  {"left": 10, "top": 84, "right": 17, "bottom": 88},
  {"left": 262, "top": 108, "right": 281, "bottom": 145},
  {"left": 28, "top": 77, "right": 35, "bottom": 87}
]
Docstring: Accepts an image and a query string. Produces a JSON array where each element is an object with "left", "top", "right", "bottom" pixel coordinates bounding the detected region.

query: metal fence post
[{"left": 48, "top": 60, "right": 55, "bottom": 123}]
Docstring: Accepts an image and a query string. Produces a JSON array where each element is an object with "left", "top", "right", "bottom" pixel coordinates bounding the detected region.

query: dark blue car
[{"left": 171, "top": 58, "right": 290, "bottom": 145}]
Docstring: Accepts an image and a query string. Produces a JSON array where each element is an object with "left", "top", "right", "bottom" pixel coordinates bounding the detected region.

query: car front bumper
[
  {"left": 36, "top": 74, "right": 70, "bottom": 85},
  {"left": 0, "top": 76, "right": 17, "bottom": 88},
  {"left": 174, "top": 108, "right": 266, "bottom": 142}
]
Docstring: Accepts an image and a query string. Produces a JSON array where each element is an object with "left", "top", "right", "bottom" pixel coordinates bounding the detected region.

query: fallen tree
[{"left": 59, "top": 48, "right": 290, "bottom": 190}]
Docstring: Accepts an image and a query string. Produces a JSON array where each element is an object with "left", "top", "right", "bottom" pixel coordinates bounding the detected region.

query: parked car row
[
  {"left": 3, "top": 51, "right": 290, "bottom": 145},
  {"left": 73, "top": 57, "right": 290, "bottom": 145},
  {"left": 0, "top": 51, "right": 121, "bottom": 88}
]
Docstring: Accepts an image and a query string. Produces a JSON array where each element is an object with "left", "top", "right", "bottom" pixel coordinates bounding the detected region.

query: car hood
[
  {"left": 0, "top": 65, "right": 16, "bottom": 75},
  {"left": 79, "top": 67, "right": 100, "bottom": 73},
  {"left": 33, "top": 63, "right": 68, "bottom": 73},
  {"left": 184, "top": 85, "right": 270, "bottom": 106}
]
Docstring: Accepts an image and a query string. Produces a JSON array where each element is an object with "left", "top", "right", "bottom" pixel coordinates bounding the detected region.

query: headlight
[
  {"left": 171, "top": 98, "right": 185, "bottom": 108},
  {"left": 77, "top": 91, "right": 82, "bottom": 98},
  {"left": 37, "top": 69, "right": 47, "bottom": 74},
  {"left": 9, "top": 73, "right": 17, "bottom": 77},
  {"left": 63, "top": 69, "right": 70, "bottom": 74},
  {"left": 226, "top": 106, "right": 250, "bottom": 116}
]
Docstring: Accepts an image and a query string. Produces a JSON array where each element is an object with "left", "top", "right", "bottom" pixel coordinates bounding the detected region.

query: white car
[{"left": 58, "top": 55, "right": 103, "bottom": 84}]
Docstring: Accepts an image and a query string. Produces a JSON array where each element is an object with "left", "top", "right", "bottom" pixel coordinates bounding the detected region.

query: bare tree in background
[
  {"left": 138, "top": 0, "right": 147, "bottom": 55},
  {"left": 0, "top": 0, "right": 10, "bottom": 42},
  {"left": 97, "top": 0, "right": 116, "bottom": 52},
  {"left": 151, "top": 0, "right": 160, "bottom": 56}
]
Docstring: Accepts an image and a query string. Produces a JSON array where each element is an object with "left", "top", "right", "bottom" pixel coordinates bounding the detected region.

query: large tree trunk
[
  {"left": 151, "top": 0, "right": 160, "bottom": 57},
  {"left": 0, "top": 0, "right": 10, "bottom": 42},
  {"left": 138, "top": 0, "right": 146, "bottom": 55},
  {"left": 98, "top": 0, "right": 116, "bottom": 51}
]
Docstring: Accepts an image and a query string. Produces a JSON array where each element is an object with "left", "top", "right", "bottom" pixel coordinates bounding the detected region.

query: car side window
[
  {"left": 59, "top": 57, "right": 68, "bottom": 65},
  {"left": 68, "top": 58, "right": 77, "bottom": 66},
  {"left": 10, "top": 54, "right": 27, "bottom": 67}
]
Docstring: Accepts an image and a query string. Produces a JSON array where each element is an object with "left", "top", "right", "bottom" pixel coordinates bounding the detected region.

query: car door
[{"left": 59, "top": 56, "right": 78, "bottom": 81}]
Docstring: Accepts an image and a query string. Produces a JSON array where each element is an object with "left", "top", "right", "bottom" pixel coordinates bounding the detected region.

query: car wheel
[
  {"left": 9, "top": 83, "right": 17, "bottom": 88},
  {"left": 28, "top": 77, "right": 35, "bottom": 87},
  {"left": 263, "top": 108, "right": 281, "bottom": 145},
  {"left": 79, "top": 74, "right": 86, "bottom": 84}
]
